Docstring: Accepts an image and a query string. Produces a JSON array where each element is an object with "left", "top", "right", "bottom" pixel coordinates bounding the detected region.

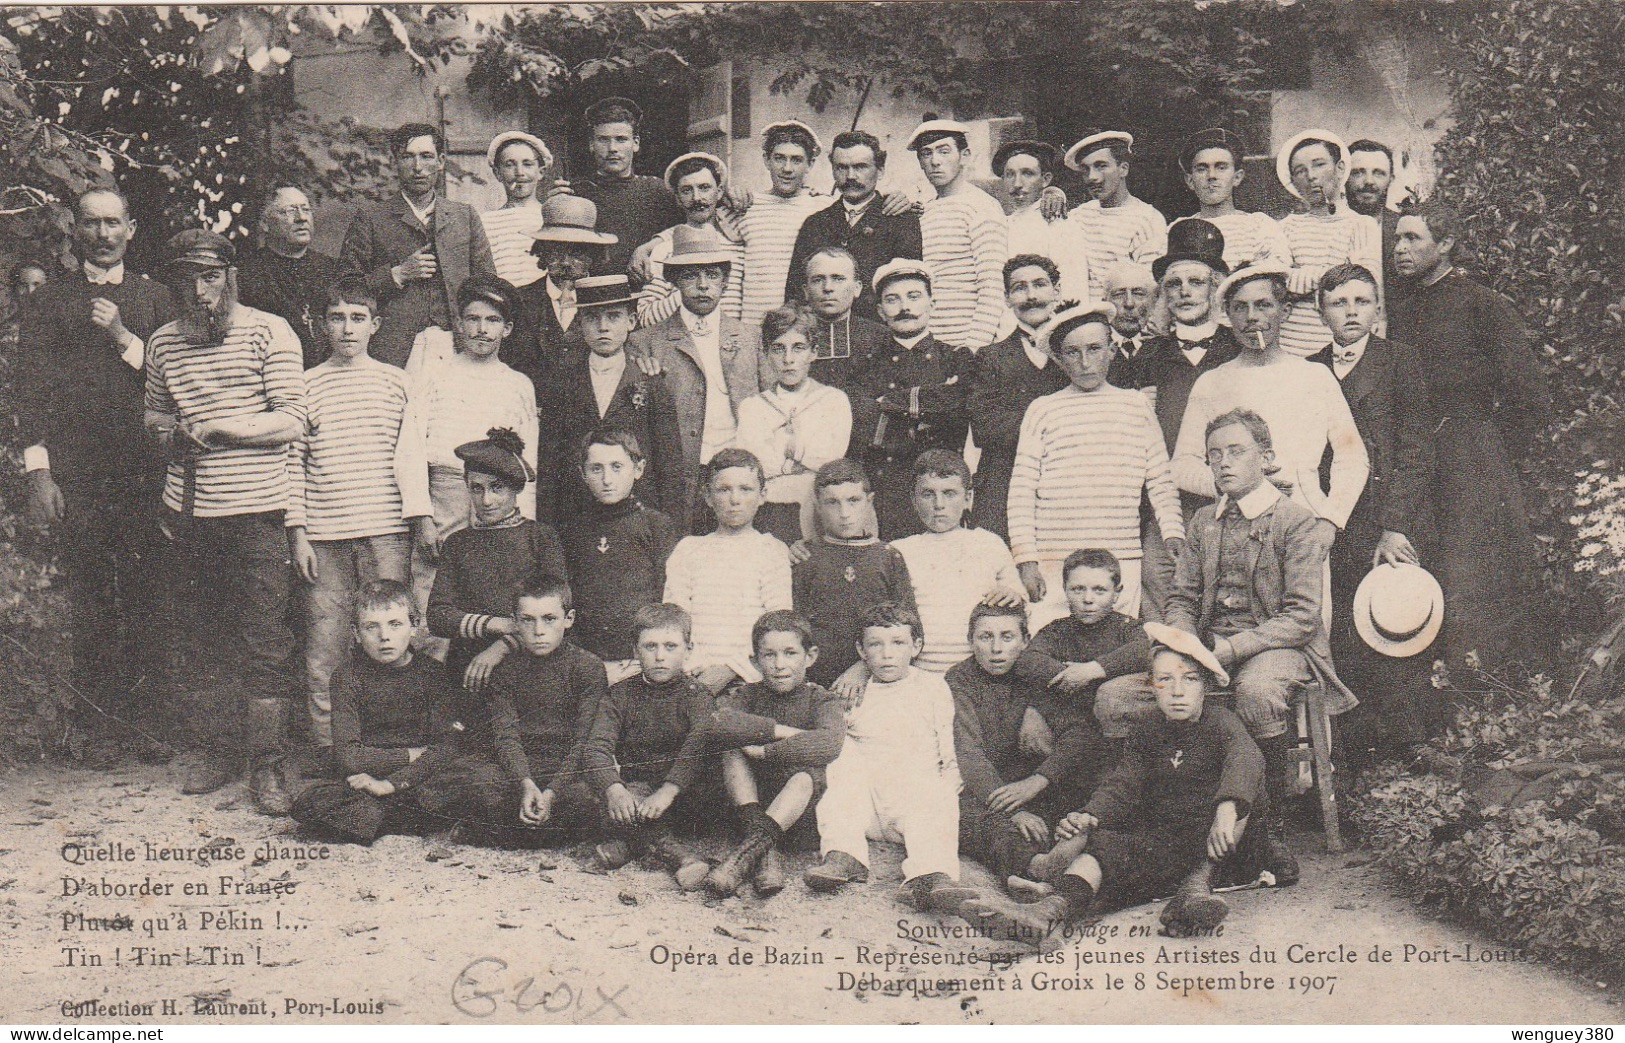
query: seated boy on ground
[
  {"left": 560, "top": 429, "right": 681, "bottom": 683},
  {"left": 581, "top": 603, "right": 716, "bottom": 890},
  {"left": 950, "top": 602, "right": 1111, "bottom": 897},
  {"left": 792, "top": 459, "right": 916, "bottom": 687},
  {"left": 444, "top": 574, "right": 610, "bottom": 842},
  {"left": 963, "top": 624, "right": 1263, "bottom": 948},
  {"left": 806, "top": 601, "right": 979, "bottom": 914},
  {"left": 705, "top": 609, "right": 845, "bottom": 898},
  {"left": 291, "top": 581, "right": 465, "bottom": 845},
  {"left": 1009, "top": 548, "right": 1152, "bottom": 753}
]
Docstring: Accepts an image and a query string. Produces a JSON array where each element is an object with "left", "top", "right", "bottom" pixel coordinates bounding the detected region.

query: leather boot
[
  {"left": 1027, "top": 832, "right": 1090, "bottom": 883},
  {"left": 182, "top": 753, "right": 242, "bottom": 795},
  {"left": 645, "top": 828, "right": 710, "bottom": 890},
  {"left": 246, "top": 698, "right": 292, "bottom": 816},
  {"left": 803, "top": 850, "right": 868, "bottom": 892},
  {"left": 1258, "top": 736, "right": 1301, "bottom": 887},
  {"left": 899, "top": 871, "right": 981, "bottom": 915},
  {"left": 705, "top": 815, "right": 781, "bottom": 897},
  {"left": 752, "top": 845, "right": 786, "bottom": 896},
  {"left": 962, "top": 893, "right": 1071, "bottom": 949},
  {"left": 1160, "top": 861, "right": 1228, "bottom": 935}
]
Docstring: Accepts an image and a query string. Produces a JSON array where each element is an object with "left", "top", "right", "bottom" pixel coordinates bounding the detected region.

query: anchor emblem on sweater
[
  {"left": 1170, "top": 750, "right": 1184, "bottom": 769},
  {"left": 596, "top": 536, "right": 610, "bottom": 554},
  {"left": 843, "top": 566, "right": 857, "bottom": 583}
]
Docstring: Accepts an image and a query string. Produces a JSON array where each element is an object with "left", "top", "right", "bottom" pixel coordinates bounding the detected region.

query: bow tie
[
  {"left": 85, "top": 268, "right": 123, "bottom": 286},
  {"left": 1335, "top": 348, "right": 1361, "bottom": 365},
  {"left": 693, "top": 316, "right": 711, "bottom": 336}
]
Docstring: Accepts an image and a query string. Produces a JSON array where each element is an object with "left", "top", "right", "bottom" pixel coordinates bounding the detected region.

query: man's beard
[
  {"left": 1347, "top": 190, "right": 1383, "bottom": 216},
  {"left": 182, "top": 284, "right": 238, "bottom": 344}
]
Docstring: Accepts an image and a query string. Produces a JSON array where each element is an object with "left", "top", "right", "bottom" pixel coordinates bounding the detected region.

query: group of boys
[{"left": 12, "top": 88, "right": 1547, "bottom": 950}]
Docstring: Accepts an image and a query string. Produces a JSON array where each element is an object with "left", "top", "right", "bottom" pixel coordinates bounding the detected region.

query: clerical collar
[
  {"left": 1423, "top": 264, "right": 1455, "bottom": 287},
  {"left": 83, "top": 261, "right": 125, "bottom": 286},
  {"left": 893, "top": 331, "right": 929, "bottom": 350},
  {"left": 1176, "top": 319, "right": 1219, "bottom": 342},
  {"left": 1215, "top": 481, "right": 1282, "bottom": 520}
]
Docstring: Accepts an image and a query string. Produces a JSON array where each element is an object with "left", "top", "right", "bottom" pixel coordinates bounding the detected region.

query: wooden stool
[{"left": 1293, "top": 681, "right": 1344, "bottom": 853}]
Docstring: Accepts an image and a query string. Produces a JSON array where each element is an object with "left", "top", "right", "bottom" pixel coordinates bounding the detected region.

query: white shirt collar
[
  {"left": 83, "top": 261, "right": 125, "bottom": 286},
  {"left": 587, "top": 350, "right": 624, "bottom": 374},
  {"left": 403, "top": 192, "right": 435, "bottom": 227},
  {"left": 893, "top": 331, "right": 929, "bottom": 350},
  {"left": 843, "top": 193, "right": 876, "bottom": 216},
  {"left": 681, "top": 307, "right": 720, "bottom": 341},
  {"left": 1015, "top": 323, "right": 1049, "bottom": 369},
  {"left": 1216, "top": 481, "right": 1282, "bottom": 520},
  {"left": 1176, "top": 319, "right": 1219, "bottom": 342},
  {"left": 1333, "top": 333, "right": 1372, "bottom": 365}
]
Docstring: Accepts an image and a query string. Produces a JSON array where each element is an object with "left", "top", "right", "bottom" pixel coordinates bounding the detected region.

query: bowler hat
[
  {"left": 166, "top": 229, "right": 235, "bottom": 271},
  {"left": 529, "top": 195, "right": 617, "bottom": 246},
  {"left": 1153, "top": 218, "right": 1230, "bottom": 282},
  {"left": 1353, "top": 563, "right": 1445, "bottom": 658},
  {"left": 663, "top": 225, "right": 737, "bottom": 270},
  {"left": 1144, "top": 622, "right": 1230, "bottom": 688}
]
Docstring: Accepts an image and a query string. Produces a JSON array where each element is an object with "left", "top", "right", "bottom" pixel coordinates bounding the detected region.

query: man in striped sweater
[
  {"left": 286, "top": 280, "right": 433, "bottom": 756},
  {"left": 144, "top": 231, "right": 307, "bottom": 813},
  {"left": 1063, "top": 131, "right": 1168, "bottom": 300},
  {"left": 1008, "top": 301, "right": 1184, "bottom": 630},
  {"left": 1177, "top": 128, "right": 1290, "bottom": 274},
  {"left": 635, "top": 152, "right": 744, "bottom": 328},
  {"left": 908, "top": 119, "right": 1008, "bottom": 351},
  {"left": 728, "top": 121, "right": 831, "bottom": 330}
]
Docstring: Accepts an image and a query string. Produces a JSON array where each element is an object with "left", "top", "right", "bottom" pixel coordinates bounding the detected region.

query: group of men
[{"left": 7, "top": 93, "right": 1551, "bottom": 905}]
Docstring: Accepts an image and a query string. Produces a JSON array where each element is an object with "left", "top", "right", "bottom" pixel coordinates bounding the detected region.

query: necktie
[{"left": 694, "top": 315, "right": 710, "bottom": 337}]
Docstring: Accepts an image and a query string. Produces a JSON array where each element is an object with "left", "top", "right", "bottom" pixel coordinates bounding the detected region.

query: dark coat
[
  {"left": 627, "top": 311, "right": 768, "bottom": 529},
  {"left": 14, "top": 268, "right": 179, "bottom": 483},
  {"left": 234, "top": 246, "right": 345, "bottom": 368},
  {"left": 784, "top": 199, "right": 923, "bottom": 322},
  {"left": 339, "top": 194, "right": 497, "bottom": 368},
  {"left": 1306, "top": 334, "right": 1436, "bottom": 559},
  {"left": 966, "top": 330, "right": 1067, "bottom": 537},
  {"left": 510, "top": 277, "right": 591, "bottom": 391},
  {"left": 537, "top": 347, "right": 686, "bottom": 525},
  {"left": 808, "top": 311, "right": 892, "bottom": 407}
]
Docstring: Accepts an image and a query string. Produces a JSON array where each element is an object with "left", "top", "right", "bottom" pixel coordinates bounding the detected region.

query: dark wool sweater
[
  {"left": 427, "top": 518, "right": 568, "bottom": 679},
  {"left": 710, "top": 681, "right": 845, "bottom": 768},
  {"left": 560, "top": 498, "right": 680, "bottom": 661},
  {"left": 1084, "top": 704, "right": 1263, "bottom": 830},
  {"left": 582, "top": 674, "right": 715, "bottom": 794},
  {"left": 576, "top": 174, "right": 685, "bottom": 275},
  {"left": 486, "top": 641, "right": 609, "bottom": 787},
  {"left": 1012, "top": 611, "right": 1150, "bottom": 691},
  {"left": 329, "top": 652, "right": 461, "bottom": 788},
  {"left": 946, "top": 658, "right": 1101, "bottom": 804},
  {"left": 792, "top": 539, "right": 916, "bottom": 685}
]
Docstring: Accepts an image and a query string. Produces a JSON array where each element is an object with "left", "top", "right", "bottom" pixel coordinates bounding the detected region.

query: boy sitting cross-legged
[
  {"left": 582, "top": 603, "right": 717, "bottom": 890},
  {"left": 963, "top": 624, "right": 1264, "bottom": 948},
  {"left": 290, "top": 581, "right": 466, "bottom": 845},
  {"left": 792, "top": 458, "right": 917, "bottom": 687},
  {"left": 806, "top": 601, "right": 979, "bottom": 914},
  {"left": 704, "top": 610, "right": 846, "bottom": 897}
]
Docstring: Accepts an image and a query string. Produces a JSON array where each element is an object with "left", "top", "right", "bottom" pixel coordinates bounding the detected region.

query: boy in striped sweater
[
  {"left": 1008, "top": 302, "right": 1184, "bottom": 629},
  {"left": 288, "top": 281, "right": 434, "bottom": 752}
]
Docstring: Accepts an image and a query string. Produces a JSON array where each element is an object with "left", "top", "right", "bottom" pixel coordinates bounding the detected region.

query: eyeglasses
[{"left": 1206, "top": 445, "right": 1261, "bottom": 465}]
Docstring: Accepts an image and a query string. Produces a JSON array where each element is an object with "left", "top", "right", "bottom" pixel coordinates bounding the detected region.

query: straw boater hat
[
  {"left": 1143, "top": 622, "right": 1230, "bottom": 688},
  {"left": 1037, "top": 300, "right": 1117, "bottom": 356},
  {"left": 1064, "top": 130, "right": 1134, "bottom": 171},
  {"left": 165, "top": 229, "right": 235, "bottom": 272},
  {"left": 762, "top": 119, "right": 823, "bottom": 157},
  {"left": 486, "top": 131, "right": 553, "bottom": 171},
  {"left": 1353, "top": 563, "right": 1445, "bottom": 658},
  {"left": 1154, "top": 218, "right": 1230, "bottom": 282},
  {"left": 906, "top": 118, "right": 971, "bottom": 152},
  {"left": 1216, "top": 258, "right": 1291, "bottom": 305},
  {"left": 573, "top": 274, "right": 637, "bottom": 309},
  {"left": 662, "top": 225, "right": 737, "bottom": 270},
  {"left": 528, "top": 196, "right": 616, "bottom": 246},
  {"left": 871, "top": 257, "right": 933, "bottom": 296},
  {"left": 663, "top": 151, "right": 728, "bottom": 192},
  {"left": 1276, "top": 127, "right": 1348, "bottom": 199}
]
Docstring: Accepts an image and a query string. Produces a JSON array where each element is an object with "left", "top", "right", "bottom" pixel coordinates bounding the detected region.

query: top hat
[
  {"left": 1064, "top": 130, "right": 1134, "bottom": 171},
  {"left": 1353, "top": 563, "right": 1445, "bottom": 658},
  {"left": 1143, "top": 621, "right": 1230, "bottom": 688},
  {"left": 530, "top": 195, "right": 617, "bottom": 246},
  {"left": 1153, "top": 218, "right": 1230, "bottom": 282}
]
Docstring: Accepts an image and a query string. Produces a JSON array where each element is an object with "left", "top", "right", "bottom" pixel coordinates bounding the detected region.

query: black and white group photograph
[{"left": 0, "top": 0, "right": 1622, "bottom": 1029}]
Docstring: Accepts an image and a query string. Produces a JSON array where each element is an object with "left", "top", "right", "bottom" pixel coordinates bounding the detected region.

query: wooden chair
[{"left": 1291, "top": 681, "right": 1344, "bottom": 853}]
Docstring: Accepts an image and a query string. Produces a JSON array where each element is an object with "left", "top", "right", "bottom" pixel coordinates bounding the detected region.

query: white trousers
[{"left": 815, "top": 747, "right": 961, "bottom": 881}]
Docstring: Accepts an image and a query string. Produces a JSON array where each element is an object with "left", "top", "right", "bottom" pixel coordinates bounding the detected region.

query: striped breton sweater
[
  {"left": 736, "top": 188, "right": 828, "bottom": 329},
  {"left": 144, "top": 306, "right": 306, "bottom": 518},
  {"left": 663, "top": 529, "right": 793, "bottom": 683},
  {"left": 478, "top": 204, "right": 546, "bottom": 288},
  {"left": 1067, "top": 197, "right": 1168, "bottom": 298},
  {"left": 1195, "top": 211, "right": 1292, "bottom": 272},
  {"left": 891, "top": 527, "right": 1022, "bottom": 673},
  {"left": 285, "top": 356, "right": 431, "bottom": 539},
  {"left": 1278, "top": 211, "right": 1382, "bottom": 357},
  {"left": 921, "top": 185, "right": 1009, "bottom": 350},
  {"left": 1007, "top": 384, "right": 1184, "bottom": 569}
]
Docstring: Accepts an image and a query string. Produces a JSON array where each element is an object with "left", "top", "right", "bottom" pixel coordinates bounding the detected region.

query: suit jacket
[
  {"left": 1306, "top": 335, "right": 1435, "bottom": 558},
  {"left": 510, "top": 277, "right": 589, "bottom": 390},
  {"left": 627, "top": 311, "right": 768, "bottom": 528},
  {"left": 15, "top": 268, "right": 179, "bottom": 483},
  {"left": 537, "top": 348, "right": 686, "bottom": 525},
  {"left": 967, "top": 330, "right": 1068, "bottom": 535},
  {"left": 339, "top": 194, "right": 497, "bottom": 368},
  {"left": 784, "top": 199, "right": 923, "bottom": 322}
]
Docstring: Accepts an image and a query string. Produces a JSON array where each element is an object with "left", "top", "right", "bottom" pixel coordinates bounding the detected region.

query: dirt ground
[{"left": 2, "top": 758, "right": 1620, "bottom": 1026}]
